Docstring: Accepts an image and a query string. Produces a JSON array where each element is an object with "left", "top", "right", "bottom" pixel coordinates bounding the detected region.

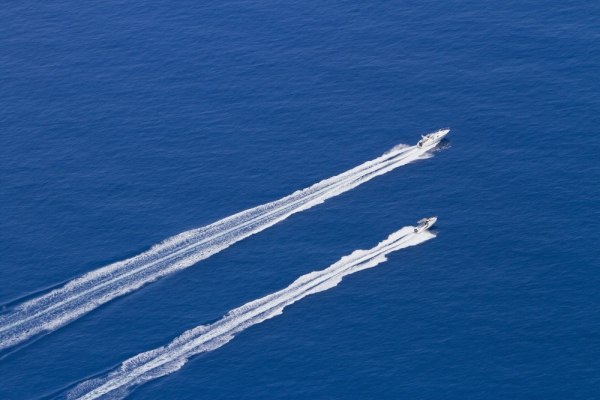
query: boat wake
[
  {"left": 0, "top": 144, "right": 431, "bottom": 352},
  {"left": 66, "top": 227, "right": 435, "bottom": 400}
]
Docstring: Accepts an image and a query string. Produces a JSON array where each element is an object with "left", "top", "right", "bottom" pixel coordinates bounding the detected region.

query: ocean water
[{"left": 1, "top": 1, "right": 599, "bottom": 398}]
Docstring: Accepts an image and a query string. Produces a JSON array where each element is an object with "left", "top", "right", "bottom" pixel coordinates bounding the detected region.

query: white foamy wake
[
  {"left": 0, "top": 144, "right": 432, "bottom": 351},
  {"left": 67, "top": 227, "right": 435, "bottom": 400}
]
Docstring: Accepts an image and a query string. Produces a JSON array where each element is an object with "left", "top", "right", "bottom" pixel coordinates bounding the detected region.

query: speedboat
[
  {"left": 417, "top": 128, "right": 450, "bottom": 149},
  {"left": 414, "top": 217, "right": 437, "bottom": 233}
]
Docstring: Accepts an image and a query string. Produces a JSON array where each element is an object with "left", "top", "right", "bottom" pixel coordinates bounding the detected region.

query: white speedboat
[
  {"left": 414, "top": 217, "right": 437, "bottom": 233},
  {"left": 417, "top": 128, "right": 450, "bottom": 149}
]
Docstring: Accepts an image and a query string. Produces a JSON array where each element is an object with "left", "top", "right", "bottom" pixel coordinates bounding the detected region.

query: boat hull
[{"left": 417, "top": 129, "right": 449, "bottom": 149}]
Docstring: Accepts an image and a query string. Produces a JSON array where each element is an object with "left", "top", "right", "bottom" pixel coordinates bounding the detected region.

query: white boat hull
[
  {"left": 417, "top": 129, "right": 450, "bottom": 149},
  {"left": 414, "top": 217, "right": 437, "bottom": 233}
]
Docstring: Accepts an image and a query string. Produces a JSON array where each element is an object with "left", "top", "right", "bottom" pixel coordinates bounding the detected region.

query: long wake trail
[
  {"left": 67, "top": 226, "right": 435, "bottom": 400},
  {"left": 0, "top": 144, "right": 431, "bottom": 351}
]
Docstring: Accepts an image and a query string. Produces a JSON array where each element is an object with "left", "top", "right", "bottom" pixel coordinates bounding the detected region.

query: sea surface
[{"left": 1, "top": 1, "right": 599, "bottom": 398}]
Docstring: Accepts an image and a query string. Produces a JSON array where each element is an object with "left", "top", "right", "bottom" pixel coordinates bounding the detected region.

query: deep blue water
[{"left": 1, "top": 1, "right": 599, "bottom": 398}]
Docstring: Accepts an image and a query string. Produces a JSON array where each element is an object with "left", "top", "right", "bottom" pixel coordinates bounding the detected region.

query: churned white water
[
  {"left": 0, "top": 144, "right": 432, "bottom": 351},
  {"left": 68, "top": 227, "right": 436, "bottom": 400}
]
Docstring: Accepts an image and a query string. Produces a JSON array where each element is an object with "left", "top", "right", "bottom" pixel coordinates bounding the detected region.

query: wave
[
  {"left": 67, "top": 227, "right": 435, "bottom": 400},
  {"left": 0, "top": 144, "right": 432, "bottom": 351}
]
